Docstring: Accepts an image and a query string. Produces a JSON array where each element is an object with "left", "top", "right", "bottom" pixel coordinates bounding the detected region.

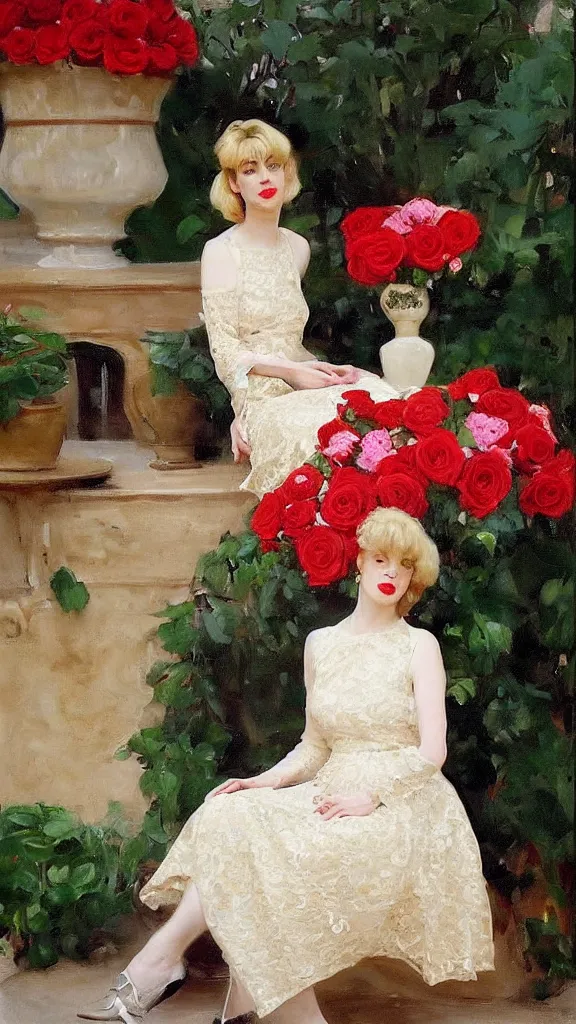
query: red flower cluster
[
  {"left": 0, "top": 0, "right": 199, "bottom": 74},
  {"left": 251, "top": 372, "right": 575, "bottom": 587},
  {"left": 340, "top": 198, "right": 481, "bottom": 287}
]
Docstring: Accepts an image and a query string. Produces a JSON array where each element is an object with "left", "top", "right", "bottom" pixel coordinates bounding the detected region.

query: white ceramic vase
[
  {"left": 0, "top": 63, "right": 171, "bottom": 269},
  {"left": 379, "top": 283, "right": 434, "bottom": 390}
]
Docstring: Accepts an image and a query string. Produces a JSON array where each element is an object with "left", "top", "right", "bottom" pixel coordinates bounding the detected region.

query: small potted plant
[
  {"left": 0, "top": 305, "right": 70, "bottom": 470},
  {"left": 134, "top": 327, "right": 230, "bottom": 469}
]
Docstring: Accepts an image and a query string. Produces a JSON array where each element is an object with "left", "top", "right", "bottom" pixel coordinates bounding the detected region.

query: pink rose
[
  {"left": 528, "top": 403, "right": 557, "bottom": 442},
  {"left": 383, "top": 198, "right": 440, "bottom": 235},
  {"left": 356, "top": 429, "right": 393, "bottom": 472},
  {"left": 448, "top": 257, "right": 463, "bottom": 273},
  {"left": 322, "top": 429, "right": 358, "bottom": 461},
  {"left": 465, "top": 412, "right": 509, "bottom": 451}
]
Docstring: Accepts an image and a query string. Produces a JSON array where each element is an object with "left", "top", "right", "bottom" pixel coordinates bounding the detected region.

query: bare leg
[
  {"left": 261, "top": 985, "right": 328, "bottom": 1024},
  {"left": 220, "top": 969, "right": 257, "bottom": 1019},
  {"left": 126, "top": 882, "right": 208, "bottom": 991}
]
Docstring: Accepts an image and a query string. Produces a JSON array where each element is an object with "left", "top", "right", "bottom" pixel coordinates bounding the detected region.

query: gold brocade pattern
[
  {"left": 201, "top": 229, "right": 400, "bottom": 497},
  {"left": 140, "top": 620, "right": 495, "bottom": 1018}
]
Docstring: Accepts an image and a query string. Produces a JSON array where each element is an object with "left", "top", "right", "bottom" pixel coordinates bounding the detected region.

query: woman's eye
[{"left": 268, "top": 162, "right": 280, "bottom": 171}]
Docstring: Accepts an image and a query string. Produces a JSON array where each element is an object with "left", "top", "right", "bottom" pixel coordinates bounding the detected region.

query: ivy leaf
[
  {"left": 176, "top": 214, "right": 207, "bottom": 245},
  {"left": 287, "top": 33, "right": 320, "bottom": 63},
  {"left": 261, "top": 20, "right": 295, "bottom": 60},
  {"left": 202, "top": 607, "right": 232, "bottom": 645},
  {"left": 49, "top": 567, "right": 90, "bottom": 613}
]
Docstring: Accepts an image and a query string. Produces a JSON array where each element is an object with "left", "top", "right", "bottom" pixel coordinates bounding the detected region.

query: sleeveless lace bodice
[{"left": 201, "top": 228, "right": 312, "bottom": 413}]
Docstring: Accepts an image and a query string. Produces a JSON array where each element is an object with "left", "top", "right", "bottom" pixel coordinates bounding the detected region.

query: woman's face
[
  {"left": 357, "top": 549, "right": 414, "bottom": 608},
  {"left": 229, "top": 153, "right": 286, "bottom": 214}
]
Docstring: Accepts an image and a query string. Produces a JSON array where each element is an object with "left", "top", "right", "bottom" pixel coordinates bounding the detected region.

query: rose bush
[{"left": 250, "top": 370, "right": 574, "bottom": 587}]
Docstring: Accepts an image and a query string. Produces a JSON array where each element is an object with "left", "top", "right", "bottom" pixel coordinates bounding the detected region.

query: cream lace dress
[
  {"left": 139, "top": 619, "right": 495, "bottom": 1017},
  {"left": 200, "top": 227, "right": 400, "bottom": 498}
]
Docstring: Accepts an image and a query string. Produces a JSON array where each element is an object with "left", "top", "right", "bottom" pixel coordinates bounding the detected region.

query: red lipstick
[
  {"left": 378, "top": 583, "right": 396, "bottom": 595},
  {"left": 258, "top": 188, "right": 277, "bottom": 199}
]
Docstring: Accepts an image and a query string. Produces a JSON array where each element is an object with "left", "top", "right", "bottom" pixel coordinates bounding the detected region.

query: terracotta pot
[
  {"left": 379, "top": 283, "right": 434, "bottom": 390},
  {"left": 0, "top": 63, "right": 171, "bottom": 269},
  {"left": 0, "top": 400, "right": 67, "bottom": 470},
  {"left": 132, "top": 373, "right": 205, "bottom": 470}
]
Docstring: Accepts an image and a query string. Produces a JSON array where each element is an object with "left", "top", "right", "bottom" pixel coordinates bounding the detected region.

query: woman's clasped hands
[
  {"left": 287, "top": 360, "right": 362, "bottom": 391},
  {"left": 313, "top": 791, "right": 380, "bottom": 819}
]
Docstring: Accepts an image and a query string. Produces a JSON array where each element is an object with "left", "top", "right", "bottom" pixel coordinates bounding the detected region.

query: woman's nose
[{"left": 385, "top": 564, "right": 398, "bottom": 577}]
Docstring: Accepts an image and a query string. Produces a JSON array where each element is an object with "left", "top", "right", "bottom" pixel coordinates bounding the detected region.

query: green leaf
[
  {"left": 287, "top": 33, "right": 320, "bottom": 63},
  {"left": 176, "top": 214, "right": 207, "bottom": 244},
  {"left": 70, "top": 863, "right": 97, "bottom": 889},
  {"left": 47, "top": 865, "right": 70, "bottom": 884},
  {"left": 49, "top": 567, "right": 90, "bottom": 613},
  {"left": 283, "top": 213, "right": 320, "bottom": 234},
  {"left": 261, "top": 20, "right": 295, "bottom": 60},
  {"left": 202, "top": 607, "right": 232, "bottom": 645},
  {"left": 476, "top": 532, "right": 496, "bottom": 556}
]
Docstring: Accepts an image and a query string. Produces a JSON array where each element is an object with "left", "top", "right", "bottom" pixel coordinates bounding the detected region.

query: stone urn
[
  {"left": 132, "top": 373, "right": 205, "bottom": 470},
  {"left": 0, "top": 399, "right": 67, "bottom": 470},
  {"left": 0, "top": 63, "right": 171, "bottom": 269},
  {"left": 379, "top": 283, "right": 434, "bottom": 390}
]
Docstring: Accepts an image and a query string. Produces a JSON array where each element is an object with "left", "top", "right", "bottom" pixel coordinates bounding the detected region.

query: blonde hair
[
  {"left": 210, "top": 119, "right": 301, "bottom": 223},
  {"left": 357, "top": 507, "right": 439, "bottom": 617}
]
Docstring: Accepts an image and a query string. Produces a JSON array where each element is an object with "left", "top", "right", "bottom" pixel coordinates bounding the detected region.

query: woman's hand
[
  {"left": 204, "top": 773, "right": 280, "bottom": 801},
  {"left": 230, "top": 417, "right": 251, "bottom": 463},
  {"left": 285, "top": 361, "right": 361, "bottom": 391},
  {"left": 313, "top": 791, "right": 379, "bottom": 819}
]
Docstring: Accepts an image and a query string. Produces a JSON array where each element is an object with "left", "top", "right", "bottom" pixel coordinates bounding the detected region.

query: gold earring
[{"left": 355, "top": 572, "right": 361, "bottom": 584}]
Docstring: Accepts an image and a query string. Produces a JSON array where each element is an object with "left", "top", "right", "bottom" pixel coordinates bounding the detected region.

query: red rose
[
  {"left": 107, "top": 0, "right": 149, "bottom": 38},
  {"left": 296, "top": 526, "right": 350, "bottom": 587},
  {"left": 278, "top": 465, "right": 325, "bottom": 503},
  {"left": 317, "top": 417, "right": 359, "bottom": 450},
  {"left": 281, "top": 499, "right": 318, "bottom": 538},
  {"left": 340, "top": 206, "right": 398, "bottom": 248},
  {"left": 375, "top": 471, "right": 429, "bottom": 519},
  {"left": 402, "top": 387, "right": 450, "bottom": 436},
  {"left": 372, "top": 398, "right": 406, "bottom": 430},
  {"left": 414, "top": 428, "right": 465, "bottom": 486},
  {"left": 457, "top": 449, "right": 512, "bottom": 519},
  {"left": 346, "top": 228, "right": 406, "bottom": 287},
  {"left": 475, "top": 387, "right": 530, "bottom": 447},
  {"left": 447, "top": 367, "right": 500, "bottom": 401},
  {"left": 377, "top": 444, "right": 419, "bottom": 478},
  {"left": 2, "top": 25, "right": 35, "bottom": 61},
  {"left": 251, "top": 491, "right": 282, "bottom": 541},
  {"left": 69, "top": 18, "right": 106, "bottom": 60},
  {"left": 519, "top": 449, "right": 575, "bottom": 519},
  {"left": 146, "top": 11, "right": 175, "bottom": 41},
  {"left": 144, "top": 0, "right": 175, "bottom": 20},
  {"left": 163, "top": 15, "right": 198, "bottom": 64},
  {"left": 103, "top": 34, "right": 148, "bottom": 73},
  {"left": 436, "top": 210, "right": 481, "bottom": 257},
  {"left": 0, "top": 2, "right": 23, "bottom": 37},
  {"left": 405, "top": 224, "right": 447, "bottom": 272},
  {"left": 24, "top": 0, "right": 61, "bottom": 24},
  {"left": 146, "top": 40, "right": 177, "bottom": 72},
  {"left": 321, "top": 467, "right": 376, "bottom": 532},
  {"left": 514, "top": 422, "right": 555, "bottom": 474},
  {"left": 34, "top": 23, "right": 69, "bottom": 62},
  {"left": 345, "top": 532, "right": 359, "bottom": 562},
  {"left": 337, "top": 389, "right": 377, "bottom": 422},
  {"left": 60, "top": 0, "right": 100, "bottom": 28},
  {"left": 260, "top": 539, "right": 280, "bottom": 554}
]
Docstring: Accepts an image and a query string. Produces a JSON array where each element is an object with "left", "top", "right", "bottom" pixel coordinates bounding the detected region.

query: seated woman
[
  {"left": 201, "top": 118, "right": 400, "bottom": 498},
  {"left": 78, "top": 508, "right": 494, "bottom": 1024}
]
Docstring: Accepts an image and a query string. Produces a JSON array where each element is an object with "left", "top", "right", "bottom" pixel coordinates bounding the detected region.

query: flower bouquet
[
  {"left": 251, "top": 368, "right": 575, "bottom": 588},
  {"left": 0, "top": 0, "right": 199, "bottom": 75},
  {"left": 340, "top": 199, "right": 482, "bottom": 390}
]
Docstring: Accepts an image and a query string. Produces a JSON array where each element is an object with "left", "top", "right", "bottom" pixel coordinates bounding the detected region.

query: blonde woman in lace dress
[
  {"left": 79, "top": 508, "right": 494, "bottom": 1024},
  {"left": 200, "top": 119, "right": 400, "bottom": 498}
]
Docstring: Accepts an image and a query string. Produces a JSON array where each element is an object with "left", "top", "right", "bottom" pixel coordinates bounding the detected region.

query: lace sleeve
[
  {"left": 372, "top": 747, "right": 440, "bottom": 807},
  {"left": 266, "top": 635, "right": 331, "bottom": 787},
  {"left": 201, "top": 288, "right": 256, "bottom": 416}
]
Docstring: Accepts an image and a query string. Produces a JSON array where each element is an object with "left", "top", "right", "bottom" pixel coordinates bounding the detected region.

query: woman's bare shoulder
[
  {"left": 201, "top": 231, "right": 238, "bottom": 289},
  {"left": 281, "top": 227, "right": 311, "bottom": 274},
  {"left": 407, "top": 624, "right": 441, "bottom": 654}
]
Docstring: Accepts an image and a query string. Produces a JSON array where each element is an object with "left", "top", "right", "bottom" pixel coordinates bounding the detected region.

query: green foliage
[
  {"left": 143, "top": 328, "right": 231, "bottom": 427},
  {"left": 0, "top": 804, "right": 135, "bottom": 967},
  {"left": 49, "top": 568, "right": 90, "bottom": 613},
  {"left": 0, "top": 308, "right": 69, "bottom": 424}
]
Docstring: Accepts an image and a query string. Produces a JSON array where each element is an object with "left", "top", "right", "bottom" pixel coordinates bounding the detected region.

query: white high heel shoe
[{"left": 77, "top": 961, "right": 187, "bottom": 1022}]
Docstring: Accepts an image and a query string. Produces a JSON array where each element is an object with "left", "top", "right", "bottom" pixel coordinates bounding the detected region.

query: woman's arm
[{"left": 257, "top": 633, "right": 331, "bottom": 788}]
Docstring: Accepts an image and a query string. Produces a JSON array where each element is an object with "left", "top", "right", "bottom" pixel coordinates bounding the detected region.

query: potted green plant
[
  {"left": 0, "top": 305, "right": 69, "bottom": 470},
  {"left": 134, "top": 328, "right": 230, "bottom": 470}
]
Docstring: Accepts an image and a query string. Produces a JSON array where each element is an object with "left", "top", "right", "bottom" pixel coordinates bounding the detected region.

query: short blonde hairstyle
[
  {"left": 357, "top": 507, "right": 439, "bottom": 618},
  {"left": 210, "top": 119, "right": 301, "bottom": 223}
]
